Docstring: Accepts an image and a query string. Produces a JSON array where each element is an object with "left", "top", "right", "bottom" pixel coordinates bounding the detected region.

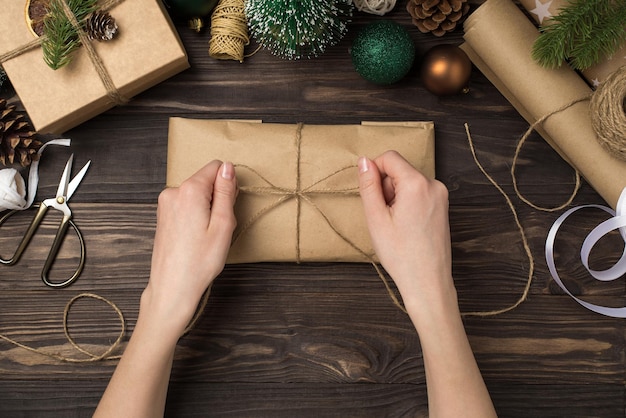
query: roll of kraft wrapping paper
[{"left": 461, "top": 0, "right": 626, "bottom": 210}]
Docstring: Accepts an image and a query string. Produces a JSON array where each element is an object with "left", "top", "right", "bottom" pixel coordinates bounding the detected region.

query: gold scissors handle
[
  {"left": 0, "top": 205, "right": 48, "bottom": 266},
  {"left": 0, "top": 205, "right": 86, "bottom": 288}
]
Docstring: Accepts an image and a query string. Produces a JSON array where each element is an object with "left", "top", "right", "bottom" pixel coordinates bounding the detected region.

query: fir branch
[
  {"left": 570, "top": 2, "right": 626, "bottom": 70},
  {"left": 532, "top": 0, "right": 626, "bottom": 70},
  {"left": 41, "top": 0, "right": 98, "bottom": 70}
]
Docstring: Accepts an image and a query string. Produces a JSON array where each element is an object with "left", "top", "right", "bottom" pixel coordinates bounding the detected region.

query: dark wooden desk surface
[{"left": 1, "top": 1, "right": 624, "bottom": 417}]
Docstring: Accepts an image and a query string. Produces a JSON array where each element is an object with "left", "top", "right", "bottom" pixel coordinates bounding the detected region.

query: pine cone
[
  {"left": 0, "top": 99, "right": 42, "bottom": 167},
  {"left": 85, "top": 11, "right": 118, "bottom": 41},
  {"left": 406, "top": 0, "right": 470, "bottom": 37}
]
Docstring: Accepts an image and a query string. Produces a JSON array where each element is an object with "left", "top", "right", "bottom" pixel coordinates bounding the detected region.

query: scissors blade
[
  {"left": 66, "top": 160, "right": 91, "bottom": 201},
  {"left": 55, "top": 154, "right": 74, "bottom": 199}
]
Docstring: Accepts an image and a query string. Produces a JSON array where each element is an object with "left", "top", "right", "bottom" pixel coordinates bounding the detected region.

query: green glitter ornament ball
[{"left": 351, "top": 21, "right": 415, "bottom": 85}]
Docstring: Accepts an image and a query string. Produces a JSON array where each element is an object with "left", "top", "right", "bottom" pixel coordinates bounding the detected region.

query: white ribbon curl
[
  {"left": 0, "top": 139, "right": 71, "bottom": 212},
  {"left": 546, "top": 187, "right": 626, "bottom": 317}
]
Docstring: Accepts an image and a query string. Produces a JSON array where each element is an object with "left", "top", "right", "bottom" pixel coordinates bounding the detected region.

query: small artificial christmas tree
[{"left": 245, "top": 0, "right": 353, "bottom": 60}]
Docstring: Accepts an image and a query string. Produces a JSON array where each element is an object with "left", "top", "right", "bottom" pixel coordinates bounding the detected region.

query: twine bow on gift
[
  {"left": 0, "top": 0, "right": 128, "bottom": 106},
  {"left": 232, "top": 123, "right": 407, "bottom": 312}
]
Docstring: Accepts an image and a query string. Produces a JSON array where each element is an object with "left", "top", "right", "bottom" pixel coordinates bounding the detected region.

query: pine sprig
[
  {"left": 570, "top": 3, "right": 626, "bottom": 70},
  {"left": 41, "top": 0, "right": 98, "bottom": 70},
  {"left": 532, "top": 0, "right": 626, "bottom": 71}
]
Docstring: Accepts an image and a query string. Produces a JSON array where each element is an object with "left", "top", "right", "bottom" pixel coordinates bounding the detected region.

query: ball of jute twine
[
  {"left": 208, "top": 0, "right": 249, "bottom": 63},
  {"left": 590, "top": 65, "right": 626, "bottom": 162}
]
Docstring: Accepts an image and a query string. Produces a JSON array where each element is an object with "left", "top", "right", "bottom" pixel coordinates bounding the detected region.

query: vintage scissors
[{"left": 0, "top": 155, "right": 90, "bottom": 288}]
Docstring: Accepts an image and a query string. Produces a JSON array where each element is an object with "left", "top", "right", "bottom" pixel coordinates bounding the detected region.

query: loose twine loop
[
  {"left": 0, "top": 293, "right": 124, "bottom": 363},
  {"left": 513, "top": 65, "right": 626, "bottom": 212},
  {"left": 0, "top": 0, "right": 128, "bottom": 105}
]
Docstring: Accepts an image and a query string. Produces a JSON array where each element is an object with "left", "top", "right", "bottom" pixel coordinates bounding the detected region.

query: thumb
[
  {"left": 358, "top": 157, "right": 387, "bottom": 224},
  {"left": 210, "top": 162, "right": 238, "bottom": 230}
]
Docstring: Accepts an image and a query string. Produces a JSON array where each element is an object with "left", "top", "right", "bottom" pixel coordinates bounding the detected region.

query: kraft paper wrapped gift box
[
  {"left": 166, "top": 118, "right": 436, "bottom": 264},
  {"left": 0, "top": 0, "right": 189, "bottom": 134}
]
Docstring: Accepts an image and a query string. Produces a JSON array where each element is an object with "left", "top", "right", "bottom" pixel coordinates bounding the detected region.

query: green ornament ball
[
  {"left": 351, "top": 21, "right": 416, "bottom": 85},
  {"left": 164, "top": 0, "right": 219, "bottom": 18}
]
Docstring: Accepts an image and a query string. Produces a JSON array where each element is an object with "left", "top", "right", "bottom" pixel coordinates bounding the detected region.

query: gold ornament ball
[{"left": 421, "top": 44, "right": 472, "bottom": 96}]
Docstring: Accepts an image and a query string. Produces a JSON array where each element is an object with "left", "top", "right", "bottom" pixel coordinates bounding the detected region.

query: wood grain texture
[{"left": 1, "top": 1, "right": 625, "bottom": 416}]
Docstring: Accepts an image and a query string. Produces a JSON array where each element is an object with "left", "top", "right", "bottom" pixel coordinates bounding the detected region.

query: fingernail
[
  {"left": 358, "top": 157, "right": 369, "bottom": 174},
  {"left": 221, "top": 162, "right": 234, "bottom": 180}
]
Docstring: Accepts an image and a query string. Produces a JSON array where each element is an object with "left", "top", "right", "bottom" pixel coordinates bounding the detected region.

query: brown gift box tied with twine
[
  {"left": 0, "top": 0, "right": 189, "bottom": 134},
  {"left": 166, "top": 118, "right": 435, "bottom": 264}
]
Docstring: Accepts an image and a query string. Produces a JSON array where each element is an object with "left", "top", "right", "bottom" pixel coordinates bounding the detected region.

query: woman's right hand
[{"left": 357, "top": 151, "right": 455, "bottom": 313}]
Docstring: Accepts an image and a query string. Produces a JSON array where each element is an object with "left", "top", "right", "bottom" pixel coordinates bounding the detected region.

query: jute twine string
[
  {"left": 208, "top": 0, "right": 250, "bottom": 63},
  {"left": 511, "top": 96, "right": 587, "bottom": 212},
  {"left": 0, "top": 0, "right": 127, "bottom": 105},
  {"left": 462, "top": 68, "right": 625, "bottom": 314},
  {"left": 590, "top": 65, "right": 626, "bottom": 162},
  {"left": 233, "top": 123, "right": 407, "bottom": 312},
  {"left": 233, "top": 123, "right": 540, "bottom": 317},
  {"left": 464, "top": 124, "right": 534, "bottom": 316},
  {"left": 0, "top": 293, "right": 124, "bottom": 362},
  {"left": 512, "top": 65, "right": 626, "bottom": 212}
]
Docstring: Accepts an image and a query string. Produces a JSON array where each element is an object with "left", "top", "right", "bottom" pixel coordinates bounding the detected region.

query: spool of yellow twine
[{"left": 208, "top": 0, "right": 249, "bottom": 63}]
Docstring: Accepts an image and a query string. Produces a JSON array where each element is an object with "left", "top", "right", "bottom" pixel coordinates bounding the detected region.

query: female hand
[
  {"left": 357, "top": 151, "right": 454, "bottom": 312},
  {"left": 358, "top": 152, "right": 497, "bottom": 418},
  {"left": 143, "top": 160, "right": 238, "bottom": 336}
]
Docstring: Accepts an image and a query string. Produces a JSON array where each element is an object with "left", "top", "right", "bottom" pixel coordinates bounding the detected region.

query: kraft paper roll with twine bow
[
  {"left": 461, "top": 0, "right": 626, "bottom": 318},
  {"left": 461, "top": 0, "right": 626, "bottom": 211}
]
